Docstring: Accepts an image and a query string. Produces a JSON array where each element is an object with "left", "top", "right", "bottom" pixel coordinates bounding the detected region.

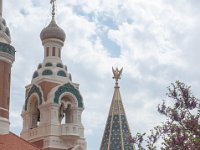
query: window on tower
[
  {"left": 46, "top": 47, "right": 49, "bottom": 57},
  {"left": 59, "top": 97, "right": 74, "bottom": 124},
  {"left": 57, "top": 70, "right": 67, "bottom": 77},
  {"left": 29, "top": 97, "right": 40, "bottom": 129},
  {"left": 58, "top": 48, "right": 61, "bottom": 57},
  {"left": 59, "top": 103, "right": 73, "bottom": 124},
  {"left": 52, "top": 47, "right": 56, "bottom": 56}
]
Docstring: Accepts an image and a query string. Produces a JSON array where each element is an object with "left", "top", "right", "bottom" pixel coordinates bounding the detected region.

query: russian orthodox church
[
  {"left": 0, "top": 0, "right": 135, "bottom": 150},
  {"left": 100, "top": 68, "right": 135, "bottom": 150}
]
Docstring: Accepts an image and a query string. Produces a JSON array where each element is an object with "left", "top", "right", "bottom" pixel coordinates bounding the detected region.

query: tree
[{"left": 130, "top": 81, "right": 200, "bottom": 150}]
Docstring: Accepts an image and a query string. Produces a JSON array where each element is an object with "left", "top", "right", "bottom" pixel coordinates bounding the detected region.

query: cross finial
[
  {"left": 112, "top": 67, "right": 123, "bottom": 87},
  {"left": 50, "top": 0, "right": 56, "bottom": 19}
]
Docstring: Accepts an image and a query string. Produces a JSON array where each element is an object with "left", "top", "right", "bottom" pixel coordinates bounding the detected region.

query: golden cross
[{"left": 50, "top": 0, "right": 56, "bottom": 18}]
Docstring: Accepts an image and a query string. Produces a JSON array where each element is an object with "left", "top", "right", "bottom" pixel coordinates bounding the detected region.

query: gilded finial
[
  {"left": 50, "top": 0, "right": 56, "bottom": 19},
  {"left": 112, "top": 67, "right": 123, "bottom": 87}
]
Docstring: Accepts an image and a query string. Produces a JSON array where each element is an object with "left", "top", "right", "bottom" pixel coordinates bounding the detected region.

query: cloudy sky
[{"left": 3, "top": 0, "right": 200, "bottom": 149}]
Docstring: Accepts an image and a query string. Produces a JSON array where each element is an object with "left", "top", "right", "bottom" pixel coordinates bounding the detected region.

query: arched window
[
  {"left": 46, "top": 47, "right": 50, "bottom": 57},
  {"left": 59, "top": 96, "right": 74, "bottom": 124},
  {"left": 57, "top": 70, "right": 66, "bottom": 77},
  {"left": 45, "top": 62, "right": 53, "bottom": 67},
  {"left": 29, "top": 98, "right": 40, "bottom": 129},
  {"left": 42, "top": 69, "right": 53, "bottom": 76},
  {"left": 58, "top": 48, "right": 61, "bottom": 57},
  {"left": 56, "top": 63, "right": 63, "bottom": 68},
  {"left": 52, "top": 47, "right": 56, "bottom": 56},
  {"left": 65, "top": 104, "right": 72, "bottom": 123},
  {"left": 59, "top": 103, "right": 65, "bottom": 123}
]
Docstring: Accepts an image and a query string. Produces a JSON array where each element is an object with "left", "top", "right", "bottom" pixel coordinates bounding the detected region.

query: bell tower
[
  {"left": 0, "top": 0, "right": 15, "bottom": 134},
  {"left": 20, "top": 1, "right": 86, "bottom": 149}
]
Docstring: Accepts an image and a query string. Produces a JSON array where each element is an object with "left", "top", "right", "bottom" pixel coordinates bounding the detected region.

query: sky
[{"left": 3, "top": 0, "right": 200, "bottom": 149}]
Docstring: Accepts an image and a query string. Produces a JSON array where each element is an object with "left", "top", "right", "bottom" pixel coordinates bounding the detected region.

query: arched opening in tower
[
  {"left": 28, "top": 96, "right": 40, "bottom": 129},
  {"left": 59, "top": 96, "right": 74, "bottom": 124}
]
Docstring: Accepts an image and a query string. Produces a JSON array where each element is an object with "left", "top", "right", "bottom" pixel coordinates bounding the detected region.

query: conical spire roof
[{"left": 100, "top": 67, "right": 135, "bottom": 150}]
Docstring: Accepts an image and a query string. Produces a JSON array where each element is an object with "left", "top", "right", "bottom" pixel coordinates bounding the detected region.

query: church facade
[{"left": 0, "top": 1, "right": 135, "bottom": 150}]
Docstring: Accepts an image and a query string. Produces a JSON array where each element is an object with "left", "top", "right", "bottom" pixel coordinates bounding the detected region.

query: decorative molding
[
  {"left": 54, "top": 83, "right": 83, "bottom": 108},
  {"left": 25, "top": 84, "right": 43, "bottom": 110},
  {"left": 0, "top": 42, "right": 15, "bottom": 56}
]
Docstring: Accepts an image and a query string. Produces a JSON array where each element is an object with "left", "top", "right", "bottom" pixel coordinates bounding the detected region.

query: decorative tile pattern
[
  {"left": 54, "top": 83, "right": 83, "bottom": 107},
  {"left": 0, "top": 42, "right": 15, "bottom": 56},
  {"left": 100, "top": 86, "right": 135, "bottom": 150},
  {"left": 25, "top": 84, "right": 43, "bottom": 110}
]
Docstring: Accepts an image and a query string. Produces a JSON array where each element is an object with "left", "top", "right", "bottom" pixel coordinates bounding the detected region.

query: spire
[{"left": 100, "top": 67, "right": 135, "bottom": 150}]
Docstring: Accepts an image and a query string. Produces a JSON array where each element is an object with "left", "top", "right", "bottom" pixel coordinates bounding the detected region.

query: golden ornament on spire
[
  {"left": 50, "top": 0, "right": 56, "bottom": 19},
  {"left": 112, "top": 67, "right": 123, "bottom": 86}
]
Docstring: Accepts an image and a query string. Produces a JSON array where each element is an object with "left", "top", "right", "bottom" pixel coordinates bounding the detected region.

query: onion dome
[
  {"left": 40, "top": 18, "right": 66, "bottom": 42},
  {"left": 40, "top": 0, "right": 65, "bottom": 42}
]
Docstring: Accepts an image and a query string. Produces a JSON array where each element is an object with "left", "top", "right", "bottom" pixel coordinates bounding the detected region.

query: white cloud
[{"left": 3, "top": 0, "right": 200, "bottom": 149}]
